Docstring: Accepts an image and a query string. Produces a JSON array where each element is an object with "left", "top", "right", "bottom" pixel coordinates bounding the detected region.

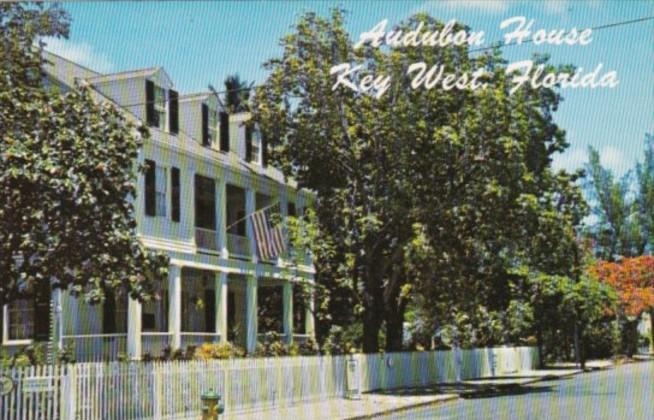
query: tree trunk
[
  {"left": 385, "top": 302, "right": 406, "bottom": 352},
  {"left": 536, "top": 326, "right": 544, "bottom": 369},
  {"left": 649, "top": 309, "right": 654, "bottom": 354},
  {"left": 573, "top": 322, "right": 581, "bottom": 368},
  {"left": 362, "top": 305, "right": 381, "bottom": 353}
]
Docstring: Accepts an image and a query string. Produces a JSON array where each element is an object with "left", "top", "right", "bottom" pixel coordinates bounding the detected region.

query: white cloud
[
  {"left": 553, "top": 145, "right": 631, "bottom": 177},
  {"left": 41, "top": 37, "right": 113, "bottom": 73},
  {"left": 419, "top": 0, "right": 509, "bottom": 14}
]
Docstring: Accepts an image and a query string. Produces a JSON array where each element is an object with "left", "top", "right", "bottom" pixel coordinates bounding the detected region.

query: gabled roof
[
  {"left": 85, "top": 67, "right": 173, "bottom": 87},
  {"left": 179, "top": 91, "right": 212, "bottom": 101}
]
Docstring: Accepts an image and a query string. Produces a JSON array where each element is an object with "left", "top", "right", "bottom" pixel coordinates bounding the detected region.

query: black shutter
[
  {"left": 171, "top": 167, "right": 180, "bottom": 222},
  {"left": 204, "top": 288, "right": 215, "bottom": 333},
  {"left": 34, "top": 284, "right": 51, "bottom": 341},
  {"left": 219, "top": 112, "right": 230, "bottom": 152},
  {"left": 202, "top": 104, "right": 210, "bottom": 146},
  {"left": 103, "top": 290, "right": 117, "bottom": 334},
  {"left": 245, "top": 125, "right": 253, "bottom": 162},
  {"left": 144, "top": 159, "right": 156, "bottom": 216},
  {"left": 169, "top": 89, "right": 179, "bottom": 134},
  {"left": 261, "top": 132, "right": 269, "bottom": 167},
  {"left": 145, "top": 80, "right": 157, "bottom": 127}
]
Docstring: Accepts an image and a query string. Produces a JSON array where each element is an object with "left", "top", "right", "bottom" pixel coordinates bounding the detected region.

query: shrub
[
  {"left": 322, "top": 326, "right": 357, "bottom": 355},
  {"left": 0, "top": 343, "right": 49, "bottom": 368},
  {"left": 194, "top": 342, "right": 244, "bottom": 360}
]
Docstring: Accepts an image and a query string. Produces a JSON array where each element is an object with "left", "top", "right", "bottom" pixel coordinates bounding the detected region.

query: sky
[{"left": 46, "top": 0, "right": 654, "bottom": 177}]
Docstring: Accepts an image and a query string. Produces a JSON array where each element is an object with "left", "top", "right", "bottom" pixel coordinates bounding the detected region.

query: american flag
[{"left": 251, "top": 202, "right": 287, "bottom": 260}]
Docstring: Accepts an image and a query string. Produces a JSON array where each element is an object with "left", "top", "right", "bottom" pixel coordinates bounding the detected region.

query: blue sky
[{"left": 46, "top": 0, "right": 653, "bottom": 177}]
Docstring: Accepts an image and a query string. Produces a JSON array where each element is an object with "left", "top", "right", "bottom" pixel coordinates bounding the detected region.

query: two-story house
[{"left": 0, "top": 51, "right": 315, "bottom": 361}]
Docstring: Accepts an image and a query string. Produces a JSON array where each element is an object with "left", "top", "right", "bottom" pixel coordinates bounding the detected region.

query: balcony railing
[
  {"left": 227, "top": 233, "right": 251, "bottom": 259},
  {"left": 196, "top": 227, "right": 218, "bottom": 251}
]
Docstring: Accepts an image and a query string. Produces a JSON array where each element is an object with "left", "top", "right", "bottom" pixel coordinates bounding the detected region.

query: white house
[{"left": 0, "top": 51, "right": 316, "bottom": 361}]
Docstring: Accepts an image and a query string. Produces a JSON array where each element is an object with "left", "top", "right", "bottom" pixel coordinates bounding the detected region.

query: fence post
[
  {"left": 61, "top": 365, "right": 77, "bottom": 420},
  {"left": 152, "top": 362, "right": 162, "bottom": 420}
]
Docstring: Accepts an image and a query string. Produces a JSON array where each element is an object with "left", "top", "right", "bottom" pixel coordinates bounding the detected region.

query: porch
[{"left": 50, "top": 265, "right": 315, "bottom": 361}]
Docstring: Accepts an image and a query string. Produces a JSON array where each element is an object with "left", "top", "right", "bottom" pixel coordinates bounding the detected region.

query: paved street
[{"left": 375, "top": 361, "right": 654, "bottom": 420}]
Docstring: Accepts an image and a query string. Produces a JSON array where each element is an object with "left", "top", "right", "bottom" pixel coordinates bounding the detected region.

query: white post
[
  {"left": 127, "top": 297, "right": 142, "bottom": 360},
  {"left": 168, "top": 264, "right": 182, "bottom": 350},
  {"left": 216, "top": 271, "right": 228, "bottom": 343},
  {"left": 245, "top": 275, "right": 258, "bottom": 353},
  {"left": 245, "top": 188, "right": 258, "bottom": 263},
  {"left": 278, "top": 192, "right": 289, "bottom": 266},
  {"left": 52, "top": 288, "right": 64, "bottom": 353},
  {"left": 217, "top": 179, "right": 228, "bottom": 259},
  {"left": 282, "top": 282, "right": 293, "bottom": 344},
  {"left": 305, "top": 285, "right": 316, "bottom": 339}
]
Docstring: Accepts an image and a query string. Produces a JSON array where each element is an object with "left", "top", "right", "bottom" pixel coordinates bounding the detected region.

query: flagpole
[{"left": 225, "top": 200, "right": 281, "bottom": 231}]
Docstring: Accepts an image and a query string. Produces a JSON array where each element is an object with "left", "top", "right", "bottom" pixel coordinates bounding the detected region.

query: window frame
[
  {"left": 153, "top": 85, "right": 168, "bottom": 132},
  {"left": 2, "top": 301, "right": 34, "bottom": 345}
]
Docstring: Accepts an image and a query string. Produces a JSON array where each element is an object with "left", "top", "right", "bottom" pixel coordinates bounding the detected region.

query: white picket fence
[{"left": 0, "top": 346, "right": 538, "bottom": 420}]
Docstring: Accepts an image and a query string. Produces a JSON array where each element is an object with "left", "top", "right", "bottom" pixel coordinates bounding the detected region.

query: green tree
[
  {"left": 635, "top": 133, "right": 654, "bottom": 252},
  {"left": 584, "top": 146, "right": 644, "bottom": 259},
  {"left": 253, "top": 10, "right": 581, "bottom": 352},
  {"left": 0, "top": 3, "right": 168, "bottom": 310},
  {"left": 223, "top": 74, "right": 251, "bottom": 113}
]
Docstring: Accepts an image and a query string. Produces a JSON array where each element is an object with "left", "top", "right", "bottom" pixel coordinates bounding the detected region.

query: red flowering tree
[{"left": 591, "top": 256, "right": 654, "bottom": 354}]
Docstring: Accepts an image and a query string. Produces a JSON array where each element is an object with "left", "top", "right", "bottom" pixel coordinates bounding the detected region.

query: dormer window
[
  {"left": 245, "top": 125, "right": 263, "bottom": 165},
  {"left": 202, "top": 104, "right": 218, "bottom": 147},
  {"left": 146, "top": 79, "right": 178, "bottom": 134},
  {"left": 153, "top": 85, "right": 167, "bottom": 131}
]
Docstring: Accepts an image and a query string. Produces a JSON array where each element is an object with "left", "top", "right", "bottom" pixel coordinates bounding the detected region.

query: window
[
  {"left": 287, "top": 202, "right": 297, "bottom": 218},
  {"left": 154, "top": 85, "right": 167, "bottom": 131},
  {"left": 146, "top": 80, "right": 168, "bottom": 131},
  {"left": 4, "top": 284, "right": 51, "bottom": 342},
  {"left": 181, "top": 270, "right": 213, "bottom": 333},
  {"left": 171, "top": 167, "right": 180, "bottom": 222},
  {"left": 145, "top": 160, "right": 167, "bottom": 218},
  {"left": 208, "top": 108, "right": 218, "bottom": 146},
  {"left": 103, "top": 290, "right": 127, "bottom": 334},
  {"left": 251, "top": 130, "right": 262, "bottom": 165},
  {"left": 155, "top": 165, "right": 167, "bottom": 216},
  {"left": 7, "top": 299, "right": 34, "bottom": 341},
  {"left": 195, "top": 175, "right": 216, "bottom": 230},
  {"left": 142, "top": 284, "right": 168, "bottom": 332}
]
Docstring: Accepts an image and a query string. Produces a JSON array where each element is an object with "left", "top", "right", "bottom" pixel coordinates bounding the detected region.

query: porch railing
[
  {"left": 195, "top": 227, "right": 218, "bottom": 251},
  {"left": 142, "top": 332, "right": 172, "bottom": 357},
  {"left": 61, "top": 333, "right": 127, "bottom": 362},
  {"left": 227, "top": 233, "right": 251, "bottom": 259},
  {"left": 180, "top": 332, "right": 221, "bottom": 349}
]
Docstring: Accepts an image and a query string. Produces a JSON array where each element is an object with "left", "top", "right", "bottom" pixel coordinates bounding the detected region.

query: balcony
[
  {"left": 227, "top": 233, "right": 251, "bottom": 259},
  {"left": 196, "top": 227, "right": 218, "bottom": 252}
]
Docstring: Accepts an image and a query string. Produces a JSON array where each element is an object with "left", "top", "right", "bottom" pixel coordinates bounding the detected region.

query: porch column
[
  {"left": 217, "top": 179, "right": 228, "bottom": 259},
  {"left": 245, "top": 275, "right": 258, "bottom": 353},
  {"left": 305, "top": 286, "right": 316, "bottom": 339},
  {"left": 127, "top": 297, "right": 142, "bottom": 360},
  {"left": 282, "top": 282, "right": 293, "bottom": 344},
  {"left": 278, "top": 192, "right": 289, "bottom": 266},
  {"left": 215, "top": 272, "right": 228, "bottom": 343},
  {"left": 52, "top": 288, "right": 64, "bottom": 352},
  {"left": 168, "top": 264, "right": 182, "bottom": 350},
  {"left": 245, "top": 188, "right": 258, "bottom": 263}
]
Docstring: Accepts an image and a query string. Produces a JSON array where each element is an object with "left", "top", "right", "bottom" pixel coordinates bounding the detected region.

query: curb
[{"left": 344, "top": 394, "right": 460, "bottom": 420}]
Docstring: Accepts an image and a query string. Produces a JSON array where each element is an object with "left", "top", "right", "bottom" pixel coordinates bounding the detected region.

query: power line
[{"left": 90, "top": 15, "right": 654, "bottom": 109}]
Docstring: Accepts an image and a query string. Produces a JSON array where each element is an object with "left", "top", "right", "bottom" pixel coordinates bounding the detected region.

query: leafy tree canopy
[
  {"left": 252, "top": 9, "right": 584, "bottom": 352},
  {"left": 0, "top": 2, "right": 168, "bottom": 305}
]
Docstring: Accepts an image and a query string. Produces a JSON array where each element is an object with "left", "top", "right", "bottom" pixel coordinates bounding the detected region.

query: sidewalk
[
  {"left": 226, "top": 391, "right": 459, "bottom": 420},
  {"left": 224, "top": 366, "right": 599, "bottom": 419}
]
